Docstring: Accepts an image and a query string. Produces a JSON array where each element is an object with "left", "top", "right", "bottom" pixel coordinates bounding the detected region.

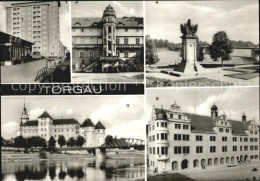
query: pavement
[
  {"left": 72, "top": 72, "right": 144, "bottom": 83},
  {"left": 1, "top": 59, "right": 47, "bottom": 83}
]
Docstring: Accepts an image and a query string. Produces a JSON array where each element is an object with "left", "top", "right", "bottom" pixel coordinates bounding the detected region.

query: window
[
  {"left": 210, "top": 136, "right": 216, "bottom": 141},
  {"left": 124, "top": 38, "right": 128, "bottom": 44},
  {"left": 161, "top": 147, "right": 168, "bottom": 155},
  {"left": 244, "top": 146, "right": 248, "bottom": 151},
  {"left": 255, "top": 146, "right": 258, "bottom": 150},
  {"left": 210, "top": 146, "right": 216, "bottom": 153},
  {"left": 116, "top": 51, "right": 120, "bottom": 57},
  {"left": 222, "top": 137, "right": 227, "bottom": 142},
  {"left": 124, "top": 52, "right": 128, "bottom": 58},
  {"left": 81, "top": 28, "right": 84, "bottom": 32},
  {"left": 240, "top": 137, "right": 243, "bottom": 142},
  {"left": 161, "top": 133, "right": 167, "bottom": 140},
  {"left": 240, "top": 146, "right": 243, "bottom": 151},
  {"left": 219, "top": 128, "right": 223, "bottom": 132},
  {"left": 196, "top": 135, "right": 203, "bottom": 141},
  {"left": 157, "top": 122, "right": 159, "bottom": 127},
  {"left": 116, "top": 38, "right": 119, "bottom": 44},
  {"left": 90, "top": 51, "right": 94, "bottom": 58},
  {"left": 175, "top": 124, "right": 181, "bottom": 129},
  {"left": 125, "top": 29, "right": 128, "bottom": 32},
  {"left": 80, "top": 52, "right": 84, "bottom": 58},
  {"left": 157, "top": 134, "right": 159, "bottom": 140},
  {"left": 222, "top": 146, "right": 227, "bottom": 152},
  {"left": 233, "top": 146, "right": 237, "bottom": 151},
  {"left": 226, "top": 129, "right": 229, "bottom": 133},
  {"left": 183, "top": 125, "right": 189, "bottom": 130},
  {"left": 183, "top": 146, "right": 190, "bottom": 154},
  {"left": 250, "top": 146, "right": 254, "bottom": 150},
  {"left": 196, "top": 146, "right": 203, "bottom": 153},
  {"left": 244, "top": 138, "right": 248, "bottom": 142},
  {"left": 174, "top": 146, "right": 182, "bottom": 154},
  {"left": 174, "top": 134, "right": 181, "bottom": 141},
  {"left": 178, "top": 115, "right": 182, "bottom": 119},
  {"left": 183, "top": 134, "right": 189, "bottom": 141},
  {"left": 136, "top": 38, "right": 140, "bottom": 45},
  {"left": 233, "top": 137, "right": 237, "bottom": 142},
  {"left": 170, "top": 114, "right": 173, "bottom": 118}
]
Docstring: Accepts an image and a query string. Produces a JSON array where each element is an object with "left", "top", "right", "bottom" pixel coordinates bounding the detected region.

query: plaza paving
[
  {"left": 72, "top": 72, "right": 144, "bottom": 83},
  {"left": 146, "top": 65, "right": 259, "bottom": 87},
  {"left": 148, "top": 161, "right": 260, "bottom": 181},
  {"left": 1, "top": 59, "right": 47, "bottom": 83},
  {"left": 181, "top": 161, "right": 260, "bottom": 181}
]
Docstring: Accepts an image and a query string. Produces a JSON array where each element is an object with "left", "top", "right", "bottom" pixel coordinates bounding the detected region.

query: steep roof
[
  {"left": 22, "top": 120, "right": 38, "bottom": 127},
  {"left": 38, "top": 111, "right": 53, "bottom": 119},
  {"left": 154, "top": 108, "right": 168, "bottom": 120},
  {"left": 81, "top": 119, "right": 95, "bottom": 127},
  {"left": 72, "top": 17, "right": 143, "bottom": 28},
  {"left": 184, "top": 113, "right": 216, "bottom": 133},
  {"left": 95, "top": 121, "right": 106, "bottom": 129},
  {"left": 53, "top": 119, "right": 79, "bottom": 125}
]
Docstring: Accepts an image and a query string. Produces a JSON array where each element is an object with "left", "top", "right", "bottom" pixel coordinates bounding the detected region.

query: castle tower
[
  {"left": 242, "top": 112, "right": 247, "bottom": 123},
  {"left": 81, "top": 118, "right": 95, "bottom": 147},
  {"left": 21, "top": 101, "right": 29, "bottom": 124},
  {"left": 211, "top": 103, "right": 218, "bottom": 119},
  {"left": 37, "top": 111, "right": 53, "bottom": 141},
  {"left": 95, "top": 120, "right": 106, "bottom": 147},
  {"left": 102, "top": 5, "right": 117, "bottom": 56}
]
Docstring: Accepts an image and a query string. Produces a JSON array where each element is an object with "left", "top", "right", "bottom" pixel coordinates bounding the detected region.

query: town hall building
[
  {"left": 17, "top": 103, "right": 106, "bottom": 148},
  {"left": 72, "top": 4, "right": 144, "bottom": 72},
  {"left": 147, "top": 102, "right": 259, "bottom": 173}
]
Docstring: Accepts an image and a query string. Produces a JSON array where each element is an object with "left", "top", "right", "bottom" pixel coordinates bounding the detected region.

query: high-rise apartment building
[{"left": 6, "top": 1, "right": 61, "bottom": 57}]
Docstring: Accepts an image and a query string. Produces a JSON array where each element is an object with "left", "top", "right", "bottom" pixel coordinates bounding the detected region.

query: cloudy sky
[
  {"left": 146, "top": 0, "right": 259, "bottom": 44},
  {"left": 72, "top": 1, "right": 143, "bottom": 17},
  {"left": 1, "top": 96, "right": 145, "bottom": 140},
  {"left": 0, "top": 1, "right": 71, "bottom": 49},
  {"left": 146, "top": 87, "right": 259, "bottom": 124}
]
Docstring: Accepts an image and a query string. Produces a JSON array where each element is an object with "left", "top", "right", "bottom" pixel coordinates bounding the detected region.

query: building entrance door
[{"left": 181, "top": 160, "right": 188, "bottom": 169}]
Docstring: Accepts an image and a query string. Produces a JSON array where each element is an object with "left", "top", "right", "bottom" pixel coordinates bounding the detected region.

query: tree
[
  {"left": 146, "top": 36, "right": 159, "bottom": 65},
  {"left": 158, "top": 39, "right": 164, "bottom": 48},
  {"left": 39, "top": 137, "right": 47, "bottom": 148},
  {"left": 163, "top": 39, "right": 169, "bottom": 48},
  {"left": 76, "top": 136, "right": 85, "bottom": 147},
  {"left": 105, "top": 135, "right": 113, "bottom": 145},
  {"left": 58, "top": 135, "right": 66, "bottom": 148},
  {"left": 209, "top": 31, "right": 233, "bottom": 67},
  {"left": 1, "top": 137, "right": 5, "bottom": 146},
  {"left": 48, "top": 136, "right": 56, "bottom": 147},
  {"left": 67, "top": 137, "right": 76, "bottom": 147},
  {"left": 14, "top": 136, "right": 26, "bottom": 148}
]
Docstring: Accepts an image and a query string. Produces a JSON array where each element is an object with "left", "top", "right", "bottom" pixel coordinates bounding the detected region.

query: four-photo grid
[{"left": 0, "top": 1, "right": 259, "bottom": 181}]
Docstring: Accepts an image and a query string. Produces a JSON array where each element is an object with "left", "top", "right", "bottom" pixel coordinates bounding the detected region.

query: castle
[
  {"left": 147, "top": 102, "right": 259, "bottom": 173},
  {"left": 17, "top": 103, "right": 105, "bottom": 147},
  {"left": 72, "top": 4, "right": 144, "bottom": 72}
]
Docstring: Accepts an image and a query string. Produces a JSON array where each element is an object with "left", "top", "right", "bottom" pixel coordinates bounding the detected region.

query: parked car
[{"left": 227, "top": 162, "right": 236, "bottom": 167}]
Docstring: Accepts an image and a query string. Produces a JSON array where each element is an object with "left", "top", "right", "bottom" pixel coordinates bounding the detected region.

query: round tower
[
  {"left": 102, "top": 5, "right": 117, "bottom": 56},
  {"left": 211, "top": 103, "right": 218, "bottom": 118},
  {"left": 81, "top": 118, "right": 95, "bottom": 147},
  {"left": 95, "top": 120, "right": 106, "bottom": 147},
  {"left": 154, "top": 107, "right": 169, "bottom": 173},
  {"left": 242, "top": 112, "right": 247, "bottom": 123}
]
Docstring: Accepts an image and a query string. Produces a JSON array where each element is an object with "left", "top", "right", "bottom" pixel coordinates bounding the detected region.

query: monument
[{"left": 175, "top": 19, "right": 205, "bottom": 75}]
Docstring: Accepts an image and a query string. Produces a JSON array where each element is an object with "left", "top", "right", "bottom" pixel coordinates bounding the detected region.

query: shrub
[
  {"left": 39, "top": 150, "right": 48, "bottom": 159},
  {"left": 24, "top": 148, "right": 29, "bottom": 154}
]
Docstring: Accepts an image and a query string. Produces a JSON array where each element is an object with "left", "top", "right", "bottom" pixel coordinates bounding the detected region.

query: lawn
[
  {"left": 148, "top": 173, "right": 193, "bottom": 181},
  {"left": 224, "top": 65, "right": 259, "bottom": 80}
]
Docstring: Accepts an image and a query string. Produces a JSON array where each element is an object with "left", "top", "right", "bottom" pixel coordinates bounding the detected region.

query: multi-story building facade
[
  {"left": 6, "top": 1, "right": 62, "bottom": 57},
  {"left": 148, "top": 102, "right": 259, "bottom": 173},
  {"left": 17, "top": 103, "right": 106, "bottom": 148},
  {"left": 72, "top": 5, "right": 144, "bottom": 72}
]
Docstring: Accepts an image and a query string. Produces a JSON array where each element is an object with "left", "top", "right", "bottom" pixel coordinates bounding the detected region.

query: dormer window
[{"left": 178, "top": 115, "right": 182, "bottom": 119}]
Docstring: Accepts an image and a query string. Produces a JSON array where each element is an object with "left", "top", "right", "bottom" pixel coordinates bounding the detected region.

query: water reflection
[{"left": 2, "top": 158, "right": 144, "bottom": 181}]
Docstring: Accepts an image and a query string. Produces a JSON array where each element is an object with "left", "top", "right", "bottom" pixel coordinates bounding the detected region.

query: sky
[
  {"left": 71, "top": 1, "right": 143, "bottom": 17},
  {"left": 1, "top": 96, "right": 145, "bottom": 140},
  {"left": 146, "top": 0, "right": 259, "bottom": 44},
  {"left": 146, "top": 87, "right": 259, "bottom": 124},
  {"left": 0, "top": 1, "right": 71, "bottom": 50}
]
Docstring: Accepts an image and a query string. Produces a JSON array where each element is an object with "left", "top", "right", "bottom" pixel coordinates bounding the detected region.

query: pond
[{"left": 1, "top": 158, "right": 145, "bottom": 181}]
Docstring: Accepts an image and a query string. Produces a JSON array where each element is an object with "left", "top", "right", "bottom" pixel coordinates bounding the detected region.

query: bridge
[{"left": 61, "top": 138, "right": 145, "bottom": 158}]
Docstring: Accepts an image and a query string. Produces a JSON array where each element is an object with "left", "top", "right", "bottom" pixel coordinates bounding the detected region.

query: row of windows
[
  {"left": 174, "top": 134, "right": 189, "bottom": 141},
  {"left": 156, "top": 122, "right": 167, "bottom": 128},
  {"left": 175, "top": 123, "right": 189, "bottom": 130},
  {"left": 149, "top": 147, "right": 168, "bottom": 155},
  {"left": 73, "top": 51, "right": 133, "bottom": 58},
  {"left": 73, "top": 28, "right": 141, "bottom": 33},
  {"left": 171, "top": 145, "right": 259, "bottom": 154},
  {"left": 157, "top": 133, "right": 168, "bottom": 140}
]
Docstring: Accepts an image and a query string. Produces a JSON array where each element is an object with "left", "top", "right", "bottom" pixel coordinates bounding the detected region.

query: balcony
[
  {"left": 116, "top": 44, "right": 143, "bottom": 49},
  {"left": 155, "top": 140, "right": 169, "bottom": 146},
  {"left": 156, "top": 154, "right": 170, "bottom": 161}
]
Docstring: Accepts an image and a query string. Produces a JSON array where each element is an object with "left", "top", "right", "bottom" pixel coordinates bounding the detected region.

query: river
[{"left": 1, "top": 157, "right": 145, "bottom": 181}]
